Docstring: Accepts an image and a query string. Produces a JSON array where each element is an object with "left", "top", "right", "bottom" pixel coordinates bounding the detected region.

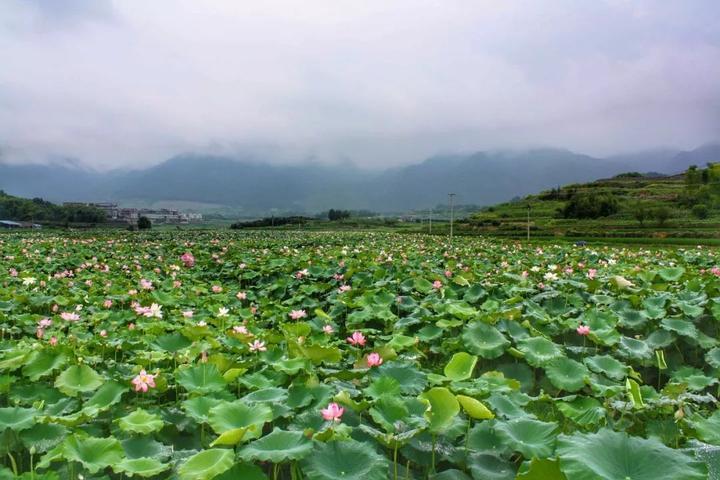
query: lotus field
[{"left": 3, "top": 231, "right": 720, "bottom": 479}]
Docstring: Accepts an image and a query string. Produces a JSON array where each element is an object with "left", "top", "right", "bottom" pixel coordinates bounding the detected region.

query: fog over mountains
[{"left": 1, "top": 144, "right": 718, "bottom": 214}]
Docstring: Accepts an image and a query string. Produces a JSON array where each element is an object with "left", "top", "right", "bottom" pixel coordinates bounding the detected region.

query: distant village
[{"left": 63, "top": 203, "right": 203, "bottom": 225}]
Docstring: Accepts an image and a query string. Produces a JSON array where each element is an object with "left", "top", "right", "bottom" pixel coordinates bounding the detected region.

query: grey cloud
[{"left": 0, "top": 0, "right": 718, "bottom": 170}]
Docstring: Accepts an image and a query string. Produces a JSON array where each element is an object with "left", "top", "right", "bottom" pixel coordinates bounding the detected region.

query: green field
[
  {"left": 1, "top": 230, "right": 720, "bottom": 479},
  {"left": 464, "top": 171, "right": 720, "bottom": 242}
]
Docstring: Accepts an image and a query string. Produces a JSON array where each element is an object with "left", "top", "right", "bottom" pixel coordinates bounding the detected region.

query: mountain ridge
[{"left": 1, "top": 144, "right": 718, "bottom": 214}]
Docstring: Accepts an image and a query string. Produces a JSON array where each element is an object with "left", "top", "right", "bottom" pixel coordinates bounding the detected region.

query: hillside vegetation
[
  {"left": 466, "top": 165, "right": 720, "bottom": 240},
  {"left": 0, "top": 190, "right": 105, "bottom": 225}
]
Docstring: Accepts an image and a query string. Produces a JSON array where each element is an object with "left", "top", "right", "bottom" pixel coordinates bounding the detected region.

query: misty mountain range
[{"left": 1, "top": 144, "right": 718, "bottom": 214}]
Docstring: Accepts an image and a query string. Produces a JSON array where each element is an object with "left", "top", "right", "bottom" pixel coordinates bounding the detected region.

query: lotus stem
[{"left": 393, "top": 443, "right": 399, "bottom": 480}]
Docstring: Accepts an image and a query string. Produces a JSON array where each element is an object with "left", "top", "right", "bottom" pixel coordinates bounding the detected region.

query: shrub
[
  {"left": 562, "top": 192, "right": 618, "bottom": 219},
  {"left": 692, "top": 204, "right": 710, "bottom": 219},
  {"left": 652, "top": 207, "right": 671, "bottom": 227},
  {"left": 138, "top": 216, "right": 152, "bottom": 230}
]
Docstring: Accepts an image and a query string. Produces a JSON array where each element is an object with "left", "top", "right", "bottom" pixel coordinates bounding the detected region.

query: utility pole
[
  {"left": 527, "top": 204, "right": 531, "bottom": 241},
  {"left": 428, "top": 208, "right": 432, "bottom": 234},
  {"left": 448, "top": 193, "right": 456, "bottom": 242}
]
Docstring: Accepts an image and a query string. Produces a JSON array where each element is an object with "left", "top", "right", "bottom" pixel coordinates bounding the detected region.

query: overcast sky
[{"left": 0, "top": 0, "right": 718, "bottom": 170}]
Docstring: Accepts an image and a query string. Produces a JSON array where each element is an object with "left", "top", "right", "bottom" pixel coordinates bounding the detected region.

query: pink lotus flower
[
  {"left": 140, "top": 279, "right": 153, "bottom": 290},
  {"left": 289, "top": 309, "right": 307, "bottom": 320},
  {"left": 128, "top": 323, "right": 135, "bottom": 330},
  {"left": 103, "top": 299, "right": 113, "bottom": 308},
  {"left": 576, "top": 325, "right": 591, "bottom": 336},
  {"left": 521, "top": 270, "right": 529, "bottom": 278},
  {"left": 182, "top": 310, "right": 194, "bottom": 318},
  {"left": 36, "top": 328, "right": 44, "bottom": 339},
  {"left": 367, "top": 352, "right": 383, "bottom": 367},
  {"left": 99, "top": 330, "right": 108, "bottom": 338},
  {"left": 295, "top": 269, "right": 309, "bottom": 279},
  {"left": 249, "top": 340, "right": 267, "bottom": 352},
  {"left": 181, "top": 252, "right": 195, "bottom": 267},
  {"left": 321, "top": 402, "right": 344, "bottom": 422},
  {"left": 132, "top": 370, "right": 156, "bottom": 393},
  {"left": 233, "top": 325, "right": 250, "bottom": 335},
  {"left": 38, "top": 318, "right": 52, "bottom": 328},
  {"left": 333, "top": 273, "right": 344, "bottom": 281},
  {"left": 587, "top": 269, "right": 597, "bottom": 280},
  {"left": 212, "top": 285, "right": 223, "bottom": 293},
  {"left": 173, "top": 280, "right": 182, "bottom": 288},
  {"left": 251, "top": 306, "right": 258, "bottom": 315},
  {"left": 338, "top": 285, "right": 351, "bottom": 293},
  {"left": 60, "top": 312, "right": 80, "bottom": 322},
  {"left": 236, "top": 291, "right": 247, "bottom": 300},
  {"left": 347, "top": 331, "right": 366, "bottom": 346},
  {"left": 444, "top": 270, "right": 453, "bottom": 278},
  {"left": 49, "top": 336, "right": 58, "bottom": 346},
  {"left": 323, "top": 324, "right": 334, "bottom": 335},
  {"left": 432, "top": 280, "right": 443, "bottom": 290},
  {"left": 712, "top": 267, "right": 720, "bottom": 277}
]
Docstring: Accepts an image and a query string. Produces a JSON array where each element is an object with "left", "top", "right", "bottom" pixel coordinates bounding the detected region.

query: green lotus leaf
[
  {"left": 118, "top": 409, "right": 165, "bottom": 435},
  {"left": 121, "top": 437, "right": 172, "bottom": 460},
  {"left": 177, "top": 364, "right": 227, "bottom": 394},
  {"left": 419, "top": 387, "right": 460, "bottom": 434},
  {"left": 556, "top": 397, "right": 606, "bottom": 427},
  {"left": 21, "top": 350, "right": 67, "bottom": 381},
  {"left": 643, "top": 296, "right": 667, "bottom": 319},
  {"left": 467, "top": 453, "right": 515, "bottom": 480},
  {"left": 705, "top": 348, "right": 720, "bottom": 369},
  {"left": 61, "top": 435, "right": 125, "bottom": 474},
  {"left": 369, "top": 395, "right": 410, "bottom": 432},
  {"left": 456, "top": 395, "right": 494, "bottom": 420},
  {"left": 183, "top": 396, "right": 224, "bottom": 423},
  {"left": 302, "top": 439, "right": 389, "bottom": 480},
  {"left": 298, "top": 344, "right": 343, "bottom": 364},
  {"left": 208, "top": 401, "right": 272, "bottom": 440},
  {"left": 242, "top": 387, "right": 288, "bottom": 403},
  {"left": 556, "top": 429, "right": 706, "bottom": 480},
  {"left": 660, "top": 318, "right": 698, "bottom": 337},
  {"left": 0, "top": 407, "right": 36, "bottom": 431},
  {"left": 672, "top": 366, "right": 718, "bottom": 391},
  {"left": 215, "top": 464, "right": 269, "bottom": 480},
  {"left": 690, "top": 411, "right": 720, "bottom": 445},
  {"left": 517, "top": 337, "right": 563, "bottom": 367},
  {"left": 113, "top": 457, "right": 170, "bottom": 477},
  {"left": 0, "top": 349, "right": 28, "bottom": 371},
  {"left": 516, "top": 458, "right": 567, "bottom": 480},
  {"left": 494, "top": 418, "right": 559, "bottom": 459},
  {"left": 545, "top": 357, "right": 589, "bottom": 392},
  {"left": 617, "top": 336, "right": 651, "bottom": 360},
  {"left": 583, "top": 355, "right": 627, "bottom": 381},
  {"left": 19, "top": 423, "right": 67, "bottom": 452},
  {"left": 657, "top": 267, "right": 685, "bottom": 281},
  {"left": 463, "top": 322, "right": 510, "bottom": 359},
  {"left": 372, "top": 362, "right": 427, "bottom": 395},
  {"left": 645, "top": 329, "right": 675, "bottom": 349},
  {"left": 210, "top": 427, "right": 252, "bottom": 447},
  {"left": 54, "top": 364, "right": 104, "bottom": 397},
  {"left": 444, "top": 352, "right": 478, "bottom": 381},
  {"left": 238, "top": 428, "right": 313, "bottom": 463},
  {"left": 430, "top": 470, "right": 472, "bottom": 480},
  {"left": 152, "top": 332, "right": 192, "bottom": 352},
  {"left": 83, "top": 381, "right": 127, "bottom": 414},
  {"left": 365, "top": 375, "right": 401, "bottom": 400},
  {"left": 178, "top": 448, "right": 234, "bottom": 480}
]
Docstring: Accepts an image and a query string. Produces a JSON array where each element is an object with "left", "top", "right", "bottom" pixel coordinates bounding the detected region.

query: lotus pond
[{"left": 1, "top": 231, "right": 720, "bottom": 479}]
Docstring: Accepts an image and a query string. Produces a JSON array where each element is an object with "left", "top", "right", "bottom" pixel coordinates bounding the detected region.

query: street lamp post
[
  {"left": 527, "top": 204, "right": 531, "bottom": 241},
  {"left": 448, "top": 193, "right": 456, "bottom": 242}
]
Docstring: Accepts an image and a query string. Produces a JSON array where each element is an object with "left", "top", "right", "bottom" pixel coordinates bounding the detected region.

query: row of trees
[{"left": 0, "top": 191, "right": 106, "bottom": 224}]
